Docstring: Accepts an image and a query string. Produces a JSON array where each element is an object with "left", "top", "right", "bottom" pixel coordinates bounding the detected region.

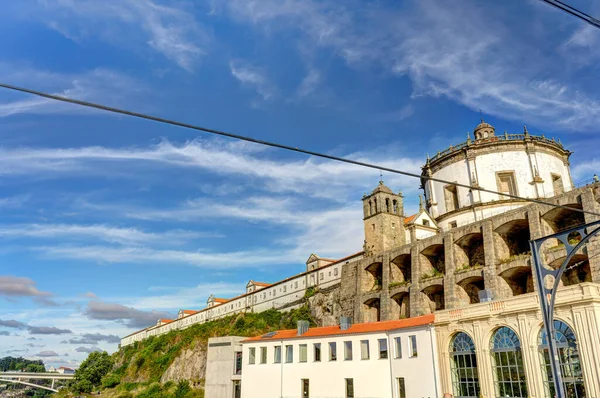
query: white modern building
[
  {"left": 240, "top": 315, "right": 440, "bottom": 398},
  {"left": 205, "top": 336, "right": 245, "bottom": 398}
]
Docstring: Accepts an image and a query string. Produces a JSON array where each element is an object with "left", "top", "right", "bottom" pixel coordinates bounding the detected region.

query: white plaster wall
[
  {"left": 427, "top": 149, "right": 570, "bottom": 231},
  {"left": 120, "top": 260, "right": 355, "bottom": 347},
  {"left": 241, "top": 327, "right": 439, "bottom": 398}
]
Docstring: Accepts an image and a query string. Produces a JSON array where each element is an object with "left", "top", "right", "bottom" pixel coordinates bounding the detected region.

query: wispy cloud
[
  {"left": 229, "top": 60, "right": 276, "bottom": 100},
  {"left": 131, "top": 282, "right": 245, "bottom": 310},
  {"left": 84, "top": 300, "right": 174, "bottom": 328},
  {"left": 0, "top": 224, "right": 218, "bottom": 246},
  {"left": 296, "top": 68, "right": 321, "bottom": 98},
  {"left": 0, "top": 276, "right": 56, "bottom": 307},
  {"left": 0, "top": 65, "right": 143, "bottom": 117},
  {"left": 37, "top": 0, "right": 208, "bottom": 71},
  {"left": 215, "top": 0, "right": 600, "bottom": 131}
]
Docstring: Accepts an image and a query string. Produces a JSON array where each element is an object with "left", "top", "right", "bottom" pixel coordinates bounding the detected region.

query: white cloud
[
  {"left": 296, "top": 68, "right": 321, "bottom": 98},
  {"left": 215, "top": 0, "right": 600, "bottom": 131},
  {"left": 0, "top": 65, "right": 142, "bottom": 117},
  {"left": 229, "top": 60, "right": 276, "bottom": 100},
  {"left": 37, "top": 0, "right": 207, "bottom": 71},
  {"left": 132, "top": 282, "right": 245, "bottom": 310},
  {"left": 0, "top": 224, "right": 219, "bottom": 246}
]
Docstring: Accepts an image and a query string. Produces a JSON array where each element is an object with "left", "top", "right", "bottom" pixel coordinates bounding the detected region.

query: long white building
[{"left": 240, "top": 315, "right": 440, "bottom": 398}]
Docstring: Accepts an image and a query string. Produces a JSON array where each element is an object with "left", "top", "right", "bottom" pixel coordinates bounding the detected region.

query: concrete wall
[
  {"left": 241, "top": 325, "right": 440, "bottom": 398},
  {"left": 205, "top": 336, "right": 244, "bottom": 398}
]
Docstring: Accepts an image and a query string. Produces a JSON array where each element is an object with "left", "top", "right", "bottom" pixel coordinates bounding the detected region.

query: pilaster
[
  {"left": 580, "top": 189, "right": 600, "bottom": 283},
  {"left": 443, "top": 233, "right": 457, "bottom": 309},
  {"left": 482, "top": 221, "right": 498, "bottom": 296},
  {"left": 410, "top": 244, "right": 423, "bottom": 316},
  {"left": 380, "top": 253, "right": 391, "bottom": 321}
]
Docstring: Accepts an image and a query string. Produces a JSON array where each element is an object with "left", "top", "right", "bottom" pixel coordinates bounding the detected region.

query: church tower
[{"left": 362, "top": 180, "right": 406, "bottom": 255}]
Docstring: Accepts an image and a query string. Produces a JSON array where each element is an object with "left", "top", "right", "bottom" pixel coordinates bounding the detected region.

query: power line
[
  {"left": 537, "top": 0, "right": 600, "bottom": 29},
  {"left": 1, "top": 81, "right": 600, "bottom": 218}
]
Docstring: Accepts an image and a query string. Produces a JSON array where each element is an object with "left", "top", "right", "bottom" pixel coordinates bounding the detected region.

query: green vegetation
[
  {"left": 455, "top": 263, "right": 483, "bottom": 273},
  {"left": 304, "top": 286, "right": 319, "bottom": 299},
  {"left": 0, "top": 356, "right": 45, "bottom": 372},
  {"left": 371, "top": 276, "right": 382, "bottom": 291},
  {"left": 420, "top": 269, "right": 443, "bottom": 281},
  {"left": 497, "top": 252, "right": 531, "bottom": 265},
  {"left": 388, "top": 280, "right": 410, "bottom": 289},
  {"left": 58, "top": 306, "right": 315, "bottom": 398}
]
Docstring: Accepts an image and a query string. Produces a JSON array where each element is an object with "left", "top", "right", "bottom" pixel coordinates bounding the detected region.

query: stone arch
[
  {"left": 489, "top": 326, "right": 528, "bottom": 397},
  {"left": 548, "top": 254, "right": 591, "bottom": 287},
  {"left": 494, "top": 219, "right": 531, "bottom": 260},
  {"left": 363, "top": 297, "right": 380, "bottom": 323},
  {"left": 498, "top": 266, "right": 534, "bottom": 297},
  {"left": 420, "top": 243, "right": 445, "bottom": 278},
  {"left": 390, "top": 291, "right": 410, "bottom": 319},
  {"left": 456, "top": 275, "right": 485, "bottom": 305},
  {"left": 390, "top": 253, "right": 411, "bottom": 284},
  {"left": 455, "top": 232, "right": 485, "bottom": 269},
  {"left": 541, "top": 203, "right": 585, "bottom": 234},
  {"left": 421, "top": 283, "right": 444, "bottom": 314},
  {"left": 362, "top": 262, "right": 383, "bottom": 292},
  {"left": 449, "top": 331, "right": 481, "bottom": 397}
]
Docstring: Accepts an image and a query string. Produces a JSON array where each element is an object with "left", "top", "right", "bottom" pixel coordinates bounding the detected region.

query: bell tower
[{"left": 362, "top": 180, "right": 406, "bottom": 255}]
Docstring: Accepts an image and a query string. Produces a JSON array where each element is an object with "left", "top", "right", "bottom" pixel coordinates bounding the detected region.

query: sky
[{"left": 1, "top": 0, "right": 600, "bottom": 368}]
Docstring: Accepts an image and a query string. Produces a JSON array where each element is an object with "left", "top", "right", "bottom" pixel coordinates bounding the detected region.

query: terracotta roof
[
  {"left": 58, "top": 366, "right": 74, "bottom": 370},
  {"left": 243, "top": 315, "right": 434, "bottom": 342},
  {"left": 159, "top": 319, "right": 173, "bottom": 324},
  {"left": 214, "top": 298, "right": 229, "bottom": 303},
  {"left": 404, "top": 214, "right": 417, "bottom": 224},
  {"left": 253, "top": 282, "right": 271, "bottom": 287},
  {"left": 182, "top": 310, "right": 198, "bottom": 315}
]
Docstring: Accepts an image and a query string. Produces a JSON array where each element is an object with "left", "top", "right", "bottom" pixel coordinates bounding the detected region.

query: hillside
[{"left": 59, "top": 305, "right": 316, "bottom": 398}]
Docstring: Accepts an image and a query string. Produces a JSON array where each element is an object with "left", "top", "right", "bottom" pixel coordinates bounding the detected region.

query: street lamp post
[{"left": 530, "top": 219, "right": 600, "bottom": 398}]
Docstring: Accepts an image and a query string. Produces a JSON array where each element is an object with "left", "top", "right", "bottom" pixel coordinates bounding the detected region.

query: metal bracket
[{"left": 530, "top": 219, "right": 600, "bottom": 398}]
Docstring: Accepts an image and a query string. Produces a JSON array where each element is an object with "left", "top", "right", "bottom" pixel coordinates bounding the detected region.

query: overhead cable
[
  {"left": 1, "top": 82, "right": 599, "bottom": 218},
  {"left": 537, "top": 0, "right": 600, "bottom": 29}
]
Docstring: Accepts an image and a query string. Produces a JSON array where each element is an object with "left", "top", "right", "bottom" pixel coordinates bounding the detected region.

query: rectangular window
[
  {"left": 274, "top": 346, "right": 281, "bottom": 364},
  {"left": 378, "top": 338, "right": 388, "bottom": 359},
  {"left": 314, "top": 343, "right": 321, "bottom": 362},
  {"left": 552, "top": 173, "right": 564, "bottom": 195},
  {"left": 299, "top": 344, "right": 307, "bottom": 363},
  {"left": 295, "top": 281, "right": 298, "bottom": 289},
  {"left": 301, "top": 379, "right": 309, "bottom": 398},
  {"left": 409, "top": 335, "right": 418, "bottom": 357},
  {"left": 234, "top": 351, "right": 243, "bottom": 374},
  {"left": 444, "top": 184, "right": 459, "bottom": 211},
  {"left": 360, "top": 340, "right": 370, "bottom": 360},
  {"left": 423, "top": 219, "right": 430, "bottom": 226},
  {"left": 329, "top": 342, "right": 337, "bottom": 361},
  {"left": 334, "top": 268, "right": 338, "bottom": 276},
  {"left": 283, "top": 285, "right": 287, "bottom": 293},
  {"left": 394, "top": 337, "right": 402, "bottom": 359},
  {"left": 260, "top": 347, "right": 267, "bottom": 364},
  {"left": 344, "top": 341, "right": 353, "bottom": 360},
  {"left": 345, "top": 378, "right": 354, "bottom": 398},
  {"left": 249, "top": 347, "right": 256, "bottom": 364},
  {"left": 285, "top": 345, "right": 293, "bottom": 363},
  {"left": 320, "top": 272, "right": 324, "bottom": 280},
  {"left": 397, "top": 378, "right": 406, "bottom": 398},
  {"left": 449, "top": 221, "right": 457, "bottom": 229},
  {"left": 497, "top": 171, "right": 517, "bottom": 196}
]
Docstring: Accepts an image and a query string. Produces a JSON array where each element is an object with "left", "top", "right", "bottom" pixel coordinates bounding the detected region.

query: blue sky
[{"left": 1, "top": 0, "right": 600, "bottom": 367}]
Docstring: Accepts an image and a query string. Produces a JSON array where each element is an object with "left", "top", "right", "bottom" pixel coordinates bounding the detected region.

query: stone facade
[{"left": 342, "top": 182, "right": 600, "bottom": 324}]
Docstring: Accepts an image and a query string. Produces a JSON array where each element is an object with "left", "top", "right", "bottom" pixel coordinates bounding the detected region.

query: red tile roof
[
  {"left": 182, "top": 310, "right": 198, "bottom": 315},
  {"left": 214, "top": 298, "right": 229, "bottom": 303},
  {"left": 159, "top": 319, "right": 173, "bottom": 324},
  {"left": 404, "top": 214, "right": 417, "bottom": 224},
  {"left": 253, "top": 282, "right": 271, "bottom": 287},
  {"left": 243, "top": 315, "right": 434, "bottom": 342}
]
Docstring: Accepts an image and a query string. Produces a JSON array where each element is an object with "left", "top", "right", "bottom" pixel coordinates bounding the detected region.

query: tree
[{"left": 71, "top": 351, "right": 113, "bottom": 393}]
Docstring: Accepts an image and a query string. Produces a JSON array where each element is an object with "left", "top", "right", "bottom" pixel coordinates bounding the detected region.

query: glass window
[
  {"left": 299, "top": 344, "right": 307, "bottom": 363},
  {"left": 538, "top": 320, "right": 585, "bottom": 398},
  {"left": 329, "top": 342, "right": 337, "bottom": 361},
  {"left": 344, "top": 341, "right": 353, "bottom": 360},
  {"left": 449, "top": 332, "right": 480, "bottom": 398},
  {"left": 285, "top": 345, "right": 293, "bottom": 363},
  {"left": 379, "top": 338, "right": 388, "bottom": 359},
  {"left": 409, "top": 335, "right": 417, "bottom": 357},
  {"left": 360, "top": 340, "right": 370, "bottom": 360},
  {"left": 320, "top": 272, "right": 324, "bottom": 280},
  {"left": 334, "top": 268, "right": 338, "bottom": 276},
  {"left": 397, "top": 378, "right": 406, "bottom": 398},
  {"left": 345, "top": 378, "right": 354, "bottom": 398},
  {"left": 314, "top": 343, "right": 321, "bottom": 362},
  {"left": 249, "top": 347, "right": 256, "bottom": 365},
  {"left": 283, "top": 285, "right": 287, "bottom": 293},
  {"left": 490, "top": 327, "right": 527, "bottom": 398},
  {"left": 394, "top": 337, "right": 402, "bottom": 359},
  {"left": 234, "top": 351, "right": 242, "bottom": 375},
  {"left": 260, "top": 347, "right": 267, "bottom": 364},
  {"left": 274, "top": 346, "right": 281, "bottom": 364},
  {"left": 301, "top": 379, "right": 309, "bottom": 398},
  {"left": 295, "top": 281, "right": 298, "bottom": 289}
]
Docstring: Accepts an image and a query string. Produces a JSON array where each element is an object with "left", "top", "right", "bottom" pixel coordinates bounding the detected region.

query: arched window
[
  {"left": 450, "top": 332, "right": 480, "bottom": 398},
  {"left": 538, "top": 320, "right": 585, "bottom": 398},
  {"left": 368, "top": 200, "right": 373, "bottom": 216},
  {"left": 490, "top": 327, "right": 528, "bottom": 398},
  {"left": 393, "top": 200, "right": 398, "bottom": 214},
  {"left": 385, "top": 198, "right": 390, "bottom": 213}
]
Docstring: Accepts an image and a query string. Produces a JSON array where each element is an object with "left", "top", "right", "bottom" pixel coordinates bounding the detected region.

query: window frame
[
  {"left": 285, "top": 345, "right": 293, "bottom": 363},
  {"left": 274, "top": 345, "right": 281, "bottom": 364},
  {"left": 495, "top": 171, "right": 518, "bottom": 197},
  {"left": 345, "top": 378, "right": 354, "bottom": 398},
  {"left": 329, "top": 342, "right": 337, "bottom": 361},
  {"left": 260, "top": 346, "right": 267, "bottom": 364},
  {"left": 248, "top": 347, "right": 256, "bottom": 365},
  {"left": 360, "top": 340, "right": 370, "bottom": 360},
  {"left": 314, "top": 343, "right": 321, "bottom": 362},
  {"left": 394, "top": 337, "right": 402, "bottom": 359},
  {"left": 299, "top": 344, "right": 308, "bottom": 363},
  {"left": 409, "top": 335, "right": 418, "bottom": 358},
  {"left": 378, "top": 338, "right": 388, "bottom": 359},
  {"left": 344, "top": 341, "right": 353, "bottom": 361}
]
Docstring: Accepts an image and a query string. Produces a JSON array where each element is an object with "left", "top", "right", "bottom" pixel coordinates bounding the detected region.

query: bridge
[{"left": 0, "top": 372, "right": 75, "bottom": 392}]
